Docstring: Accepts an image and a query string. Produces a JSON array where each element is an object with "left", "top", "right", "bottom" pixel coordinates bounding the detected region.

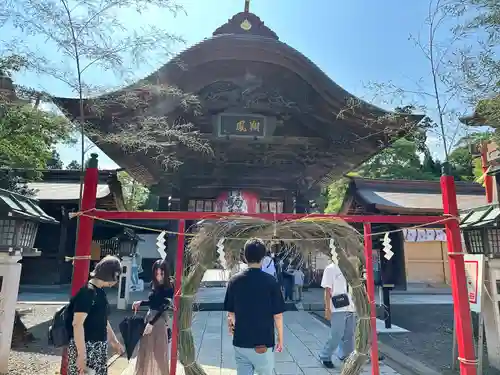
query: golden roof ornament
[
  {"left": 212, "top": 0, "right": 279, "bottom": 40},
  {"left": 240, "top": 19, "right": 252, "bottom": 31},
  {"left": 240, "top": 0, "right": 252, "bottom": 30}
]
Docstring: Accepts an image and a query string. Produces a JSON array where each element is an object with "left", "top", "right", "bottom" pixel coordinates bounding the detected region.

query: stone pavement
[
  {"left": 16, "top": 286, "right": 442, "bottom": 333},
  {"left": 18, "top": 283, "right": 453, "bottom": 307},
  {"left": 118, "top": 311, "right": 400, "bottom": 375},
  {"left": 298, "top": 288, "right": 453, "bottom": 309}
]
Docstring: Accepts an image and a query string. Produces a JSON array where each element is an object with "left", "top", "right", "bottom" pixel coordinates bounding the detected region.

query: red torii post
[
  {"left": 170, "top": 219, "right": 185, "bottom": 375},
  {"left": 363, "top": 223, "right": 379, "bottom": 375},
  {"left": 62, "top": 160, "right": 477, "bottom": 375},
  {"left": 60, "top": 153, "right": 100, "bottom": 375},
  {"left": 441, "top": 173, "right": 477, "bottom": 375}
]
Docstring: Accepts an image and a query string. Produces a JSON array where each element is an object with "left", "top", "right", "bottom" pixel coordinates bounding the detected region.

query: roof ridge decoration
[{"left": 212, "top": 11, "right": 279, "bottom": 40}]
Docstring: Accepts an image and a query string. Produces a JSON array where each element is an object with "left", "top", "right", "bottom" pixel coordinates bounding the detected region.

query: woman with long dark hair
[{"left": 131, "top": 260, "right": 174, "bottom": 375}]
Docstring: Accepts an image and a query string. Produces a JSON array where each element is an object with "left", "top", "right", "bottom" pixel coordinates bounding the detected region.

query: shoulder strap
[{"left": 86, "top": 282, "right": 99, "bottom": 306}]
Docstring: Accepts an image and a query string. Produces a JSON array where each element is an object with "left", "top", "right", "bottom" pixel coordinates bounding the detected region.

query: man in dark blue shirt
[{"left": 223, "top": 238, "right": 285, "bottom": 375}]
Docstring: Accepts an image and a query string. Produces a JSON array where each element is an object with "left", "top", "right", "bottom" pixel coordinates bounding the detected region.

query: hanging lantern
[{"left": 117, "top": 229, "right": 141, "bottom": 258}]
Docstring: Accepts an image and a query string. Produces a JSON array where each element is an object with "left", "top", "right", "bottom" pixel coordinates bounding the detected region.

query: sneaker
[{"left": 321, "top": 360, "right": 335, "bottom": 369}]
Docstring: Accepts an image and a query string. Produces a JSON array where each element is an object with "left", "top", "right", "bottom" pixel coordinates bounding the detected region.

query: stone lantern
[
  {"left": 0, "top": 188, "right": 57, "bottom": 373},
  {"left": 462, "top": 203, "right": 500, "bottom": 257},
  {"left": 115, "top": 228, "right": 141, "bottom": 310},
  {"left": 461, "top": 203, "right": 500, "bottom": 370}
]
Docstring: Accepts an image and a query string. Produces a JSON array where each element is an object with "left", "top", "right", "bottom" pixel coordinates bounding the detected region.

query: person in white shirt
[
  {"left": 261, "top": 252, "right": 276, "bottom": 278},
  {"left": 319, "top": 262, "right": 355, "bottom": 369}
]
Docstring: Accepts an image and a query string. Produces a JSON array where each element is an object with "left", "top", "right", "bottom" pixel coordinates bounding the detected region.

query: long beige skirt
[{"left": 132, "top": 310, "right": 170, "bottom": 375}]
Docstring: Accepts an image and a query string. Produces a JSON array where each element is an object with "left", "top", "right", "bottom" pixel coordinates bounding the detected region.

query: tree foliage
[
  {"left": 117, "top": 171, "right": 150, "bottom": 211},
  {"left": 0, "top": 102, "right": 73, "bottom": 192},
  {"left": 0, "top": 103, "right": 72, "bottom": 169},
  {"left": 46, "top": 149, "right": 64, "bottom": 169},
  {"left": 359, "top": 138, "right": 438, "bottom": 180},
  {"left": 324, "top": 176, "right": 355, "bottom": 214},
  {"left": 324, "top": 134, "right": 483, "bottom": 213},
  {"left": 66, "top": 160, "right": 81, "bottom": 170},
  {"left": 366, "top": 0, "right": 474, "bottom": 166},
  {"left": 322, "top": 0, "right": 498, "bottom": 214},
  {"left": 0, "top": 0, "right": 211, "bottom": 180},
  {"left": 0, "top": 57, "right": 74, "bottom": 193},
  {"left": 476, "top": 97, "right": 500, "bottom": 131},
  {"left": 452, "top": 0, "right": 500, "bottom": 128}
]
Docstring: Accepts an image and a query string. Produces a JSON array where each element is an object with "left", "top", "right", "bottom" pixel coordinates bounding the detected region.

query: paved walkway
[
  {"left": 17, "top": 284, "right": 453, "bottom": 306},
  {"left": 16, "top": 286, "right": 443, "bottom": 334},
  {"left": 120, "top": 311, "right": 400, "bottom": 375},
  {"left": 298, "top": 288, "right": 452, "bottom": 306}
]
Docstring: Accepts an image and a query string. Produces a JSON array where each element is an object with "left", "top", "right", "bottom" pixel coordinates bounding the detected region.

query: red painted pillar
[
  {"left": 441, "top": 173, "right": 477, "bottom": 375},
  {"left": 170, "top": 219, "right": 186, "bottom": 375},
  {"left": 480, "top": 142, "right": 493, "bottom": 204},
  {"left": 363, "top": 223, "right": 380, "bottom": 375},
  {"left": 60, "top": 153, "right": 99, "bottom": 375}
]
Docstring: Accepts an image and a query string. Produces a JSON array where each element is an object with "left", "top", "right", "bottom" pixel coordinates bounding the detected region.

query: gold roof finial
[{"left": 244, "top": 0, "right": 250, "bottom": 13}]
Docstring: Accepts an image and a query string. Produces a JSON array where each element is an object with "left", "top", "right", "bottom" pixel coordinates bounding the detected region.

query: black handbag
[{"left": 331, "top": 293, "right": 350, "bottom": 308}]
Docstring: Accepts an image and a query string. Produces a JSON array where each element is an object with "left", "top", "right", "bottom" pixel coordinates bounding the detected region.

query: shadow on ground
[
  {"left": 12, "top": 307, "right": 131, "bottom": 359},
  {"left": 376, "top": 304, "right": 498, "bottom": 375},
  {"left": 311, "top": 304, "right": 500, "bottom": 374}
]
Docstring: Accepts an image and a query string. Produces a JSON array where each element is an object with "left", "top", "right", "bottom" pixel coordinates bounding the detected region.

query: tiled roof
[
  {"left": 460, "top": 203, "right": 500, "bottom": 228},
  {"left": 346, "top": 178, "right": 487, "bottom": 214},
  {"left": 27, "top": 182, "right": 111, "bottom": 201},
  {"left": 357, "top": 190, "right": 485, "bottom": 212},
  {"left": 0, "top": 188, "right": 57, "bottom": 223}
]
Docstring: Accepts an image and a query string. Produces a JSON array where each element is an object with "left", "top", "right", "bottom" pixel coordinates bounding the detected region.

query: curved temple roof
[
  {"left": 55, "top": 11, "right": 408, "bottom": 122},
  {"left": 53, "top": 9, "right": 424, "bottom": 192}
]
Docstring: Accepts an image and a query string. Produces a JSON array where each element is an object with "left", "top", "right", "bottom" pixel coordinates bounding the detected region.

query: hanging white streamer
[
  {"left": 156, "top": 231, "right": 167, "bottom": 260},
  {"left": 217, "top": 237, "right": 227, "bottom": 269},
  {"left": 381, "top": 232, "right": 394, "bottom": 260},
  {"left": 329, "top": 238, "right": 339, "bottom": 264}
]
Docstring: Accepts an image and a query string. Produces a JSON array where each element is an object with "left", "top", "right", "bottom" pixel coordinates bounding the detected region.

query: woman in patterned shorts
[{"left": 68, "top": 256, "right": 124, "bottom": 375}]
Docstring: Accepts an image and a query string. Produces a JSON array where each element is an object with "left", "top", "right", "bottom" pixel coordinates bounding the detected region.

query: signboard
[
  {"left": 218, "top": 114, "right": 266, "bottom": 137},
  {"left": 464, "top": 254, "right": 485, "bottom": 313},
  {"left": 402, "top": 228, "right": 447, "bottom": 242}
]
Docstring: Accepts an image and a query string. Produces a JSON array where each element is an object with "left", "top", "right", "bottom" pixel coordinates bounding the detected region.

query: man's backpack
[{"left": 48, "top": 303, "right": 73, "bottom": 347}]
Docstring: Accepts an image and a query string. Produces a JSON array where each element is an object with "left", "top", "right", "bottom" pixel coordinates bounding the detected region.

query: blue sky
[{"left": 8, "top": 0, "right": 472, "bottom": 169}]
